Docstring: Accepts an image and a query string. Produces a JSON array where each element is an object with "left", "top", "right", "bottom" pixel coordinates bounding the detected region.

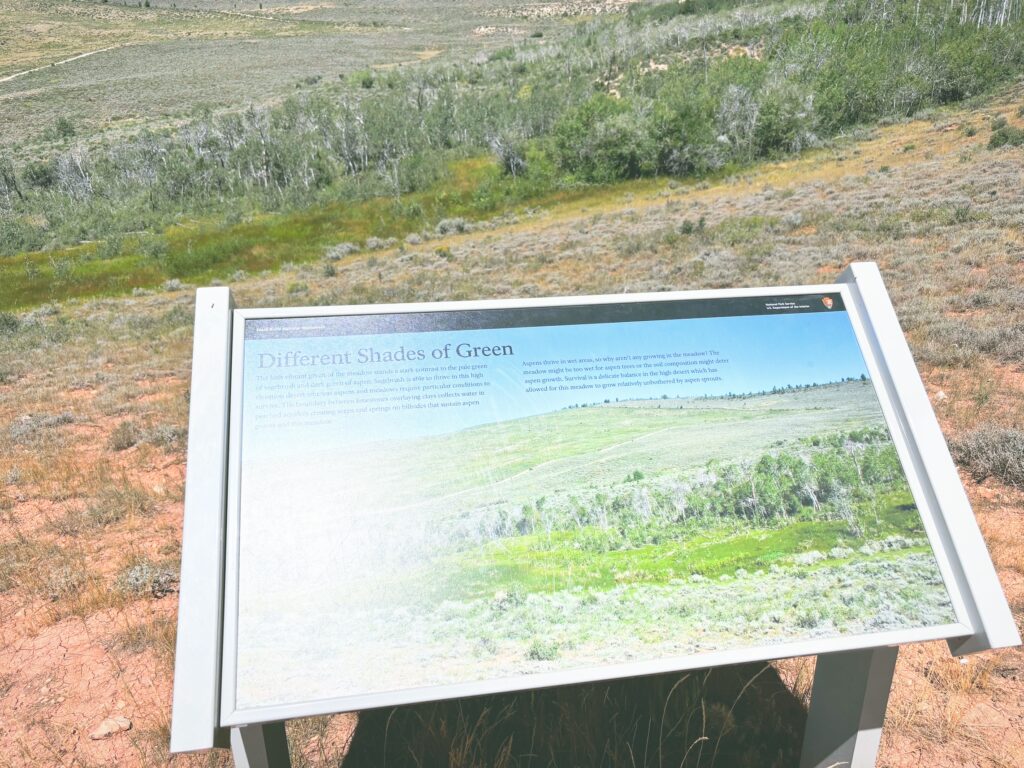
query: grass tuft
[
  {"left": 110, "top": 615, "right": 177, "bottom": 660},
  {"left": 54, "top": 482, "right": 154, "bottom": 535},
  {"left": 525, "top": 638, "right": 560, "bottom": 661},
  {"left": 115, "top": 557, "right": 178, "bottom": 598},
  {"left": 108, "top": 420, "right": 141, "bottom": 451}
]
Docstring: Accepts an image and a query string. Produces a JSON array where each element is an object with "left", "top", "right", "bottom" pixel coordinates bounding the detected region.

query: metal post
[
  {"left": 170, "top": 288, "right": 234, "bottom": 752},
  {"left": 231, "top": 723, "right": 291, "bottom": 768},
  {"left": 799, "top": 646, "right": 899, "bottom": 768}
]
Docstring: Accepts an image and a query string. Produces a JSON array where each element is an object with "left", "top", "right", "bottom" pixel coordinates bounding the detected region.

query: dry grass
[
  {"left": 0, "top": 535, "right": 128, "bottom": 624},
  {"left": 0, "top": 0, "right": 564, "bottom": 148},
  {"left": 343, "top": 664, "right": 804, "bottom": 768},
  {"left": 109, "top": 614, "right": 177, "bottom": 659},
  {"left": 950, "top": 427, "right": 1024, "bottom": 488},
  {"left": 50, "top": 479, "right": 156, "bottom": 536},
  {"left": 882, "top": 642, "right": 1024, "bottom": 767}
]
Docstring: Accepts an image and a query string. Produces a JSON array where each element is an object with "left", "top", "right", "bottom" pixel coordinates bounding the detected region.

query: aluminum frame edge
[
  {"left": 839, "top": 262, "right": 1020, "bottom": 656},
  {"left": 170, "top": 288, "right": 234, "bottom": 752},
  {"left": 217, "top": 280, "right": 976, "bottom": 727}
]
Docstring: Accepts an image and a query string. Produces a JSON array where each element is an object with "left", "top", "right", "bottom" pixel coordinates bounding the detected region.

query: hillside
[
  {"left": 245, "top": 380, "right": 880, "bottom": 521},
  {"left": 3, "top": 0, "right": 1024, "bottom": 309},
  {"left": 2, "top": 80, "right": 1023, "bottom": 757},
  {"left": 0, "top": 0, "right": 579, "bottom": 146}
]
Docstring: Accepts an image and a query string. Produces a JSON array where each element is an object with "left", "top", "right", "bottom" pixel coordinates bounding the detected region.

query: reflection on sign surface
[{"left": 231, "top": 294, "right": 955, "bottom": 711}]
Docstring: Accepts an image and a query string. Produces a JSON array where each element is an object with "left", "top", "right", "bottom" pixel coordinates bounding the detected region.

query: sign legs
[
  {"left": 231, "top": 723, "right": 291, "bottom": 768},
  {"left": 799, "top": 646, "right": 899, "bottom": 768}
]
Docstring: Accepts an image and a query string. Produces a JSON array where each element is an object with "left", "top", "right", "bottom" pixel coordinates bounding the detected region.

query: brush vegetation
[
  {"left": 1, "top": 0, "right": 1023, "bottom": 308},
  {"left": 950, "top": 426, "right": 1024, "bottom": 488}
]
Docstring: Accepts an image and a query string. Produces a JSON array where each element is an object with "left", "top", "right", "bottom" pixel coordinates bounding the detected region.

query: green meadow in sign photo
[{"left": 231, "top": 298, "right": 956, "bottom": 711}]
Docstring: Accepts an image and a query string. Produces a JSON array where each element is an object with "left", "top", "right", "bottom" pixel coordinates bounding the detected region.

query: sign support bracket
[
  {"left": 799, "top": 646, "right": 899, "bottom": 768},
  {"left": 231, "top": 722, "right": 291, "bottom": 768}
]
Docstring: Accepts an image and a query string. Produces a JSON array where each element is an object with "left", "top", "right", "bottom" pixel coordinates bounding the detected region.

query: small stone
[{"left": 89, "top": 716, "right": 132, "bottom": 740}]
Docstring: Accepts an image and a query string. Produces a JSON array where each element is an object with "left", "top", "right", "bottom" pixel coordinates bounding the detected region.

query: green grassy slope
[{"left": 244, "top": 380, "right": 883, "bottom": 525}]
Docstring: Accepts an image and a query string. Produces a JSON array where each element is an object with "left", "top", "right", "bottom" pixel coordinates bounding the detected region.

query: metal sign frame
[{"left": 170, "top": 262, "right": 1019, "bottom": 767}]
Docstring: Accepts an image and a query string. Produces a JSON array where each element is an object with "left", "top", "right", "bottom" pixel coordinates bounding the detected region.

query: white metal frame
[
  {"left": 170, "top": 264, "right": 1019, "bottom": 767},
  {"left": 170, "top": 287, "right": 234, "bottom": 752},
  {"left": 840, "top": 263, "right": 1019, "bottom": 655}
]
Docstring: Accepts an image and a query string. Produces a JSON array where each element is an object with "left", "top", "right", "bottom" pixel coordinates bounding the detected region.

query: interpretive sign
[{"left": 171, "top": 263, "right": 1019, "bottom": 768}]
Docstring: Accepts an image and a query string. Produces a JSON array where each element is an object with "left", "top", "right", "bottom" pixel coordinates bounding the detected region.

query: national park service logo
[{"left": 821, "top": 296, "right": 834, "bottom": 309}]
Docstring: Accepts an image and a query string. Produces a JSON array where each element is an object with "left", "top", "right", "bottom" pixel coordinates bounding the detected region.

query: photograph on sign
[{"left": 226, "top": 291, "right": 957, "bottom": 715}]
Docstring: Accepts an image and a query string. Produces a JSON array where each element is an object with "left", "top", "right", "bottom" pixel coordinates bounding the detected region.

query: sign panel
[{"left": 220, "top": 287, "right": 968, "bottom": 724}]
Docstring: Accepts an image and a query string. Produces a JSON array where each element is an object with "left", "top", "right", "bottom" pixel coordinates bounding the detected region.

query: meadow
[
  {"left": 1, "top": 0, "right": 1023, "bottom": 766},
  {"left": 233, "top": 380, "right": 955, "bottom": 711},
  {"left": 0, "top": 0, "right": 573, "bottom": 146}
]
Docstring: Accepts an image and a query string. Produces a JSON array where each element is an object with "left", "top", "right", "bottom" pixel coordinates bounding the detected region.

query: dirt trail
[{"left": 0, "top": 45, "right": 124, "bottom": 84}]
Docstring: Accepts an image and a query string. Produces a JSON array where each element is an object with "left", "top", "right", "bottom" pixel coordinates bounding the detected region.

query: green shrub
[
  {"left": 554, "top": 96, "right": 656, "bottom": 182},
  {"left": 988, "top": 125, "right": 1024, "bottom": 149},
  {"left": 0, "top": 312, "right": 19, "bottom": 334},
  {"left": 350, "top": 69, "right": 374, "bottom": 89},
  {"left": 487, "top": 46, "right": 515, "bottom": 62},
  {"left": 754, "top": 83, "right": 817, "bottom": 157},
  {"left": 48, "top": 116, "right": 75, "bottom": 140},
  {"left": 525, "top": 638, "right": 560, "bottom": 661},
  {"left": 22, "top": 160, "right": 56, "bottom": 189}
]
